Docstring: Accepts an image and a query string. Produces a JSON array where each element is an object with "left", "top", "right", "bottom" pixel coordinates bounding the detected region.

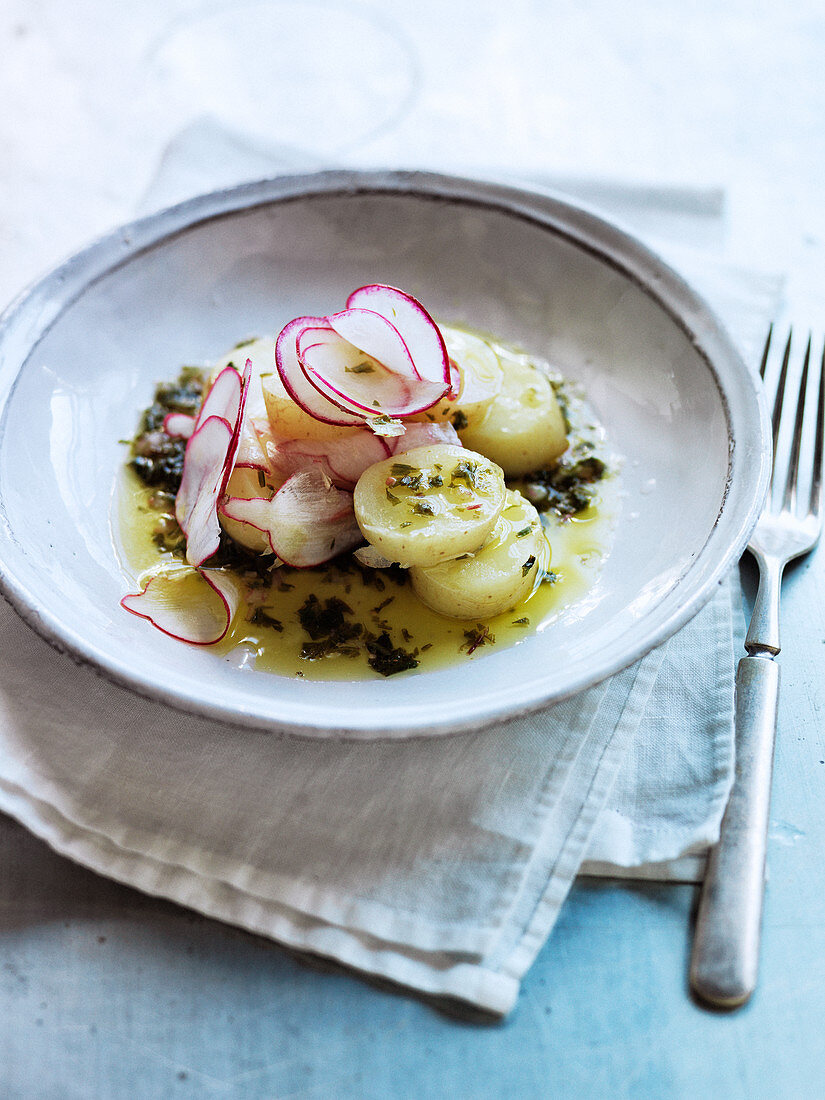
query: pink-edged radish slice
[
  {"left": 175, "top": 415, "right": 234, "bottom": 566},
  {"left": 218, "top": 357, "right": 253, "bottom": 495},
  {"left": 221, "top": 468, "right": 363, "bottom": 567},
  {"left": 266, "top": 430, "right": 390, "bottom": 489},
  {"left": 163, "top": 412, "right": 196, "bottom": 439},
  {"left": 328, "top": 307, "right": 419, "bottom": 380},
  {"left": 391, "top": 420, "right": 461, "bottom": 454},
  {"left": 447, "top": 358, "right": 461, "bottom": 399},
  {"left": 175, "top": 357, "right": 251, "bottom": 567},
  {"left": 121, "top": 568, "right": 240, "bottom": 646},
  {"left": 298, "top": 326, "right": 447, "bottom": 418},
  {"left": 275, "top": 316, "right": 365, "bottom": 427},
  {"left": 345, "top": 285, "right": 450, "bottom": 385},
  {"left": 197, "top": 363, "right": 243, "bottom": 431}
]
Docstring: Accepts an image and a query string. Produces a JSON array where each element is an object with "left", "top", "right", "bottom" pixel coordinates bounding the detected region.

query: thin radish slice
[
  {"left": 175, "top": 415, "right": 233, "bottom": 566},
  {"left": 222, "top": 468, "right": 363, "bottom": 567},
  {"left": 275, "top": 316, "right": 365, "bottom": 427},
  {"left": 298, "top": 326, "right": 447, "bottom": 418},
  {"left": 163, "top": 412, "right": 196, "bottom": 439},
  {"left": 328, "top": 308, "right": 419, "bottom": 380},
  {"left": 298, "top": 326, "right": 411, "bottom": 413},
  {"left": 221, "top": 357, "right": 253, "bottom": 492},
  {"left": 391, "top": 421, "right": 461, "bottom": 454},
  {"left": 121, "top": 567, "right": 240, "bottom": 646},
  {"left": 266, "top": 430, "right": 390, "bottom": 489},
  {"left": 345, "top": 285, "right": 450, "bottom": 385},
  {"left": 218, "top": 497, "right": 278, "bottom": 555},
  {"left": 197, "top": 364, "right": 242, "bottom": 430},
  {"left": 447, "top": 358, "right": 461, "bottom": 399},
  {"left": 175, "top": 358, "right": 251, "bottom": 568}
]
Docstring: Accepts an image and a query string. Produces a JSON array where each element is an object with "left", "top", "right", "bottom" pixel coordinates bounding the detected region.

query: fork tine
[
  {"left": 771, "top": 329, "right": 793, "bottom": 480},
  {"left": 810, "top": 338, "right": 825, "bottom": 518},
  {"left": 782, "top": 335, "right": 811, "bottom": 512},
  {"left": 759, "top": 322, "right": 773, "bottom": 380}
]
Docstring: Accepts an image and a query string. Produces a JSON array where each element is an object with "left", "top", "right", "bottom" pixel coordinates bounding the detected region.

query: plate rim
[{"left": 0, "top": 168, "right": 771, "bottom": 738}]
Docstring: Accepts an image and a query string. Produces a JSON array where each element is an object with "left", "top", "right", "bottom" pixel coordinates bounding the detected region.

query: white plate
[{"left": 0, "top": 171, "right": 769, "bottom": 738}]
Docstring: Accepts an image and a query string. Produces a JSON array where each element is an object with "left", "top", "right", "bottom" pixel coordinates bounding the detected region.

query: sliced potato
[
  {"left": 262, "top": 368, "right": 362, "bottom": 443},
  {"left": 410, "top": 490, "right": 549, "bottom": 619},
  {"left": 353, "top": 444, "right": 506, "bottom": 567},
  {"left": 417, "top": 326, "right": 504, "bottom": 427},
  {"left": 457, "top": 349, "right": 567, "bottom": 476},
  {"left": 210, "top": 336, "right": 272, "bottom": 421}
]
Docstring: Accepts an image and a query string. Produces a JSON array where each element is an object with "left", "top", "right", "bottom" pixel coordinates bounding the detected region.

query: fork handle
[
  {"left": 745, "top": 555, "right": 783, "bottom": 654},
  {"left": 690, "top": 654, "right": 780, "bottom": 1007}
]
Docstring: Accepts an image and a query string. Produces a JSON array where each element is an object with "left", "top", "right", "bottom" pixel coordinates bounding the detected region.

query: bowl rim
[{"left": 0, "top": 168, "right": 771, "bottom": 738}]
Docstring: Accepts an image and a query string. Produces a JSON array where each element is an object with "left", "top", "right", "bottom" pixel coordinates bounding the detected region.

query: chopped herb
[
  {"left": 390, "top": 463, "right": 424, "bottom": 491},
  {"left": 365, "top": 632, "right": 419, "bottom": 676},
  {"left": 412, "top": 500, "right": 435, "bottom": 516},
  {"left": 519, "top": 455, "right": 607, "bottom": 517},
  {"left": 368, "top": 413, "right": 405, "bottom": 436},
  {"left": 345, "top": 361, "right": 375, "bottom": 374},
  {"left": 461, "top": 625, "right": 495, "bottom": 655},
  {"left": 451, "top": 409, "right": 469, "bottom": 430},
  {"left": 130, "top": 367, "right": 206, "bottom": 492},
  {"left": 428, "top": 473, "right": 443, "bottom": 488},
  {"left": 250, "top": 608, "right": 284, "bottom": 632},
  {"left": 450, "top": 459, "right": 482, "bottom": 489},
  {"left": 521, "top": 555, "right": 537, "bottom": 577},
  {"left": 373, "top": 597, "right": 394, "bottom": 614},
  {"left": 399, "top": 521, "right": 412, "bottom": 528},
  {"left": 386, "top": 488, "right": 400, "bottom": 505},
  {"left": 233, "top": 337, "right": 257, "bottom": 348},
  {"left": 541, "top": 569, "right": 559, "bottom": 585},
  {"left": 512, "top": 617, "right": 530, "bottom": 626},
  {"left": 401, "top": 628, "right": 413, "bottom": 643},
  {"left": 516, "top": 526, "right": 532, "bottom": 537},
  {"left": 298, "top": 594, "right": 355, "bottom": 640}
]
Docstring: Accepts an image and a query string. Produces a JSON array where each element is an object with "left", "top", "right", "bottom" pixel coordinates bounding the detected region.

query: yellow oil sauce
[{"left": 114, "top": 468, "right": 618, "bottom": 680}]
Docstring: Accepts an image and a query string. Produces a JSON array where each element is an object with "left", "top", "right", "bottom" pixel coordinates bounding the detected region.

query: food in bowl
[{"left": 119, "top": 284, "right": 616, "bottom": 677}]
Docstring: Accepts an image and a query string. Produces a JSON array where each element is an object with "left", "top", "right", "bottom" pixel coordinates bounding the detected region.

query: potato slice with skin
[
  {"left": 413, "top": 326, "right": 503, "bottom": 426},
  {"left": 262, "top": 368, "right": 364, "bottom": 443},
  {"left": 410, "top": 490, "right": 549, "bottom": 620},
  {"left": 210, "top": 336, "right": 271, "bottom": 421},
  {"left": 457, "top": 351, "right": 567, "bottom": 476},
  {"left": 353, "top": 444, "right": 506, "bottom": 568}
]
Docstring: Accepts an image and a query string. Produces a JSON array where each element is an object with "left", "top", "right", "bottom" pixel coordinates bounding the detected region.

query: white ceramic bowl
[{"left": 0, "top": 171, "right": 769, "bottom": 738}]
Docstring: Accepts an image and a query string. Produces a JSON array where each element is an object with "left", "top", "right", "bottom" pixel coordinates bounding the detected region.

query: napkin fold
[{"left": 0, "top": 120, "right": 782, "bottom": 1015}]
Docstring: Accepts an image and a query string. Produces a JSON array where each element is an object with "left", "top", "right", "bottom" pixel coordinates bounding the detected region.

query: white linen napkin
[{"left": 0, "top": 120, "right": 782, "bottom": 1015}]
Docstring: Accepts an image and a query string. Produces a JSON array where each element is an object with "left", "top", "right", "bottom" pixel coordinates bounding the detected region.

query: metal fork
[{"left": 690, "top": 326, "right": 825, "bottom": 1008}]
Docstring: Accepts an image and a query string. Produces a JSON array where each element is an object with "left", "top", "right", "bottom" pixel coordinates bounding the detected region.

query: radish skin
[{"left": 121, "top": 568, "right": 240, "bottom": 645}]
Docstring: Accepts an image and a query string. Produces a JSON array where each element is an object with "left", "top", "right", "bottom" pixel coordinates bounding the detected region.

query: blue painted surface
[{"left": 3, "top": 0, "right": 825, "bottom": 1094}]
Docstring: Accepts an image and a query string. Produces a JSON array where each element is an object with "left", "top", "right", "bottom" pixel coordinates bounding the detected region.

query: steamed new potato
[
  {"left": 353, "top": 444, "right": 506, "bottom": 568},
  {"left": 409, "top": 490, "right": 549, "bottom": 619},
  {"left": 262, "top": 365, "right": 362, "bottom": 443},
  {"left": 456, "top": 351, "right": 567, "bottom": 476}
]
